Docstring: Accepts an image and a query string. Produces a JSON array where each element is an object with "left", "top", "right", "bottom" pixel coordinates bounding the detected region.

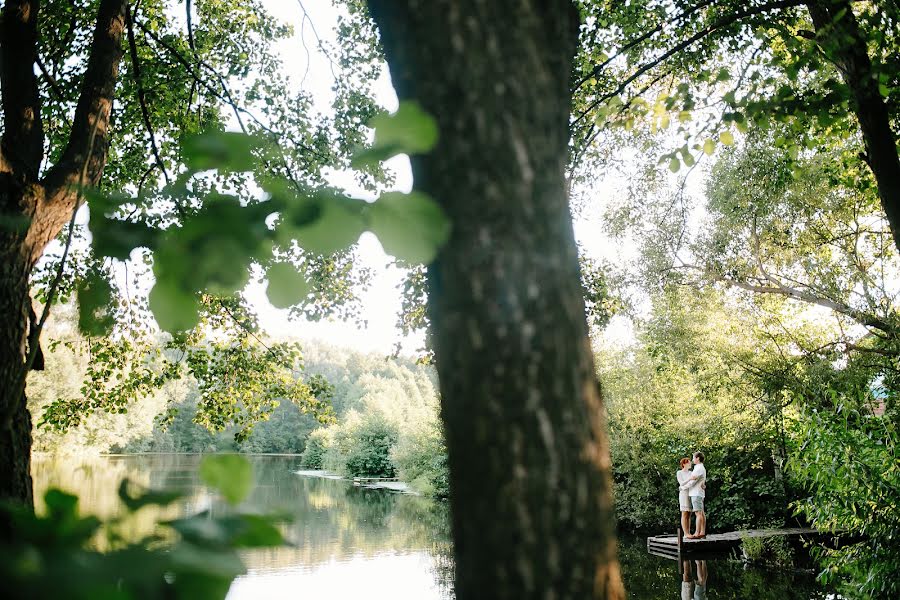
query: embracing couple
[{"left": 677, "top": 451, "right": 707, "bottom": 539}]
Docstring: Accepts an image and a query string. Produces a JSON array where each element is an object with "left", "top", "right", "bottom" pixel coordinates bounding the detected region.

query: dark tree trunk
[
  {"left": 0, "top": 0, "right": 127, "bottom": 504},
  {"left": 366, "top": 2, "right": 624, "bottom": 598},
  {"left": 807, "top": 0, "right": 900, "bottom": 252},
  {"left": 0, "top": 232, "right": 34, "bottom": 507}
]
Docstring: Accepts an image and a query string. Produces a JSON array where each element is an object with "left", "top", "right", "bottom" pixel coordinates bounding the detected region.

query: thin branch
[
  {"left": 185, "top": 0, "right": 196, "bottom": 52},
  {"left": 125, "top": 2, "right": 171, "bottom": 188},
  {"left": 574, "top": 0, "right": 718, "bottom": 90},
  {"left": 35, "top": 54, "right": 67, "bottom": 103},
  {"left": 575, "top": 0, "right": 806, "bottom": 123}
]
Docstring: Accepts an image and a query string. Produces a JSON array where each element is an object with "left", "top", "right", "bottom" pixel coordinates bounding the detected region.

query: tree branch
[
  {"left": 42, "top": 0, "right": 127, "bottom": 196},
  {"left": 576, "top": 0, "right": 806, "bottom": 122},
  {"left": 125, "top": 2, "right": 170, "bottom": 186},
  {"left": 1, "top": 0, "right": 44, "bottom": 179},
  {"left": 707, "top": 270, "right": 898, "bottom": 335}
]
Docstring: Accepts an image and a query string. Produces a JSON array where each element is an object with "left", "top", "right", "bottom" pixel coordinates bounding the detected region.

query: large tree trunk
[
  {"left": 0, "top": 0, "right": 126, "bottom": 504},
  {"left": 366, "top": 2, "right": 624, "bottom": 598},
  {"left": 807, "top": 0, "right": 900, "bottom": 252}
]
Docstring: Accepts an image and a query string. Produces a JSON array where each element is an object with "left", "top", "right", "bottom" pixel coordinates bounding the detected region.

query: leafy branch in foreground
[
  {"left": 85, "top": 101, "right": 450, "bottom": 336},
  {"left": 0, "top": 455, "right": 286, "bottom": 600}
]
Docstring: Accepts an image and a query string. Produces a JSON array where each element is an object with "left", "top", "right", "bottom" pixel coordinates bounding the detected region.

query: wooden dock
[
  {"left": 647, "top": 528, "right": 823, "bottom": 561},
  {"left": 352, "top": 477, "right": 399, "bottom": 486}
]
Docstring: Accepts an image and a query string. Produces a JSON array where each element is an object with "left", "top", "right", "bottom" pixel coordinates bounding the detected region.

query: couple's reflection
[{"left": 681, "top": 559, "right": 708, "bottom": 600}]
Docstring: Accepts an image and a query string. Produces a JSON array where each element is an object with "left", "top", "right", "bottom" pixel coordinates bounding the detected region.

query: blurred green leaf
[
  {"left": 182, "top": 131, "right": 265, "bottom": 173},
  {"left": 368, "top": 191, "right": 450, "bottom": 263},
  {"left": 266, "top": 262, "right": 310, "bottom": 309},
  {"left": 77, "top": 272, "right": 116, "bottom": 337},
  {"left": 44, "top": 489, "right": 78, "bottom": 520},
  {"left": 283, "top": 191, "right": 366, "bottom": 255},
  {"left": 117, "top": 479, "right": 184, "bottom": 512},
  {"left": 199, "top": 455, "right": 252, "bottom": 505},
  {"left": 148, "top": 280, "right": 201, "bottom": 333},
  {"left": 351, "top": 101, "right": 438, "bottom": 167},
  {"left": 91, "top": 218, "right": 157, "bottom": 260}
]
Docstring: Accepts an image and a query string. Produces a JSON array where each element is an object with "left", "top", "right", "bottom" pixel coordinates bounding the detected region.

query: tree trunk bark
[
  {"left": 807, "top": 0, "right": 900, "bottom": 252},
  {"left": 0, "top": 0, "right": 126, "bottom": 504},
  {"left": 0, "top": 226, "right": 35, "bottom": 507},
  {"left": 366, "top": 2, "right": 624, "bottom": 598}
]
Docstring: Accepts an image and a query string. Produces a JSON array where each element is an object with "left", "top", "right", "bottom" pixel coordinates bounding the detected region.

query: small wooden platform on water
[
  {"left": 647, "top": 528, "right": 823, "bottom": 561},
  {"left": 352, "top": 477, "right": 399, "bottom": 486}
]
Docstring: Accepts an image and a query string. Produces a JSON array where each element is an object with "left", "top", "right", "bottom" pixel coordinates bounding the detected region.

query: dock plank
[{"left": 646, "top": 528, "right": 823, "bottom": 560}]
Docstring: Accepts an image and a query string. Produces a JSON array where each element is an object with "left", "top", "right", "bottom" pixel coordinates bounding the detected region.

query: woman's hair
[{"left": 679, "top": 457, "right": 691, "bottom": 468}]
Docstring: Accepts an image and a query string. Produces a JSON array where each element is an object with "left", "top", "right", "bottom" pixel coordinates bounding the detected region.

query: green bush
[
  {"left": 300, "top": 428, "right": 332, "bottom": 469},
  {"left": 343, "top": 414, "right": 398, "bottom": 478},
  {"left": 790, "top": 406, "right": 900, "bottom": 600},
  {"left": 741, "top": 535, "right": 794, "bottom": 567},
  {"left": 392, "top": 420, "right": 450, "bottom": 498},
  {"left": 316, "top": 412, "right": 399, "bottom": 478}
]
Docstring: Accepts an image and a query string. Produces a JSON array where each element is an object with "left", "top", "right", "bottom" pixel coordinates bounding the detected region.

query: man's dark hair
[{"left": 693, "top": 451, "right": 705, "bottom": 463}]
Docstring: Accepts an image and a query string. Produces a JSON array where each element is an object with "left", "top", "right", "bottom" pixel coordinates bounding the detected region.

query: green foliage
[
  {"left": 299, "top": 428, "right": 332, "bottom": 469},
  {"left": 391, "top": 419, "right": 450, "bottom": 499},
  {"left": 741, "top": 534, "right": 794, "bottom": 568},
  {"left": 368, "top": 191, "right": 451, "bottom": 263},
  {"left": 351, "top": 100, "right": 439, "bottom": 167},
  {"left": 33, "top": 301, "right": 333, "bottom": 444},
  {"left": 87, "top": 106, "right": 449, "bottom": 335},
  {"left": 790, "top": 405, "right": 900, "bottom": 600},
  {"left": 265, "top": 262, "right": 311, "bottom": 309},
  {"left": 0, "top": 456, "right": 285, "bottom": 600},
  {"left": 343, "top": 414, "right": 399, "bottom": 478},
  {"left": 320, "top": 412, "right": 399, "bottom": 478},
  {"left": 599, "top": 288, "right": 790, "bottom": 532}
]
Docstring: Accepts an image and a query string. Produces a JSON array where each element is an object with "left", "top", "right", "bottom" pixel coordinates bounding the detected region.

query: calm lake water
[{"left": 32, "top": 455, "right": 836, "bottom": 600}]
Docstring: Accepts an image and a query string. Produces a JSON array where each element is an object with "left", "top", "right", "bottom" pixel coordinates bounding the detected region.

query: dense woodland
[{"left": 1, "top": 0, "right": 899, "bottom": 599}]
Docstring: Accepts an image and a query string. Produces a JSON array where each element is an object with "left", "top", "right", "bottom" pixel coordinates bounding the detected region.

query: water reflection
[
  {"left": 32, "top": 456, "right": 836, "bottom": 600},
  {"left": 32, "top": 455, "right": 454, "bottom": 599},
  {"left": 681, "top": 560, "right": 708, "bottom": 600}
]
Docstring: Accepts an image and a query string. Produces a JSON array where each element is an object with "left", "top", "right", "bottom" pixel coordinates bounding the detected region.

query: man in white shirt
[{"left": 679, "top": 451, "right": 707, "bottom": 539}]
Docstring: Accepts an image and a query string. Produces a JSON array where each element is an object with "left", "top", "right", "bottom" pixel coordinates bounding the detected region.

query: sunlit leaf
[{"left": 719, "top": 130, "right": 735, "bottom": 146}]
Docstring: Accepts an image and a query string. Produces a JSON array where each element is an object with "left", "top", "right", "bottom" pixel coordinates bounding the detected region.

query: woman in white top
[{"left": 677, "top": 457, "right": 692, "bottom": 537}]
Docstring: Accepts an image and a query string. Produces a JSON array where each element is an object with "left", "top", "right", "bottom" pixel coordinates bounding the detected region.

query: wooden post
[{"left": 677, "top": 525, "right": 684, "bottom": 567}]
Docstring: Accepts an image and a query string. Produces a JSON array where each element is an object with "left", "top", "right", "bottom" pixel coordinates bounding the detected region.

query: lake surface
[{"left": 32, "top": 455, "right": 836, "bottom": 599}]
